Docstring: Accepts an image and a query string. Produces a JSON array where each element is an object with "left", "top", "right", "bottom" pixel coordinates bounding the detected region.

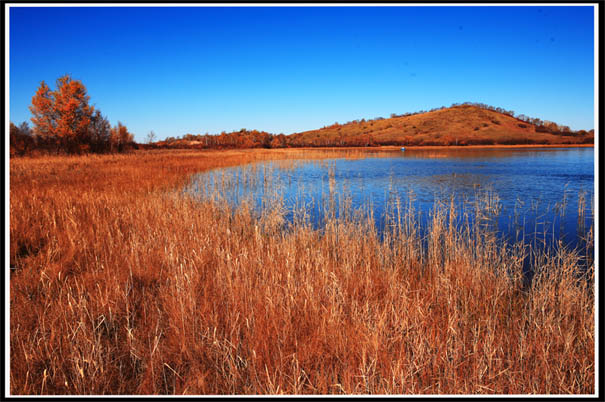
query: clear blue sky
[{"left": 9, "top": 5, "right": 595, "bottom": 142}]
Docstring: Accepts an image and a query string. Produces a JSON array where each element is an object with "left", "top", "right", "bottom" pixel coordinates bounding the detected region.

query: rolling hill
[
  {"left": 287, "top": 104, "right": 593, "bottom": 147},
  {"left": 153, "top": 103, "right": 593, "bottom": 149}
]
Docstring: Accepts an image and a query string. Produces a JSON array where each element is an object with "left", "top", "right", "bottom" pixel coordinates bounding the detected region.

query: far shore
[
  {"left": 144, "top": 143, "right": 594, "bottom": 154},
  {"left": 286, "top": 143, "right": 594, "bottom": 151}
]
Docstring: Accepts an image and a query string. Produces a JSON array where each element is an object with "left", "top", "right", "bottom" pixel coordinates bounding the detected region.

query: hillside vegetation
[
  {"left": 155, "top": 103, "right": 593, "bottom": 149},
  {"left": 288, "top": 104, "right": 593, "bottom": 147}
]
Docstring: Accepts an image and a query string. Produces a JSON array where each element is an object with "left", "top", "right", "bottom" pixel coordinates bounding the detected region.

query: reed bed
[{"left": 9, "top": 149, "right": 595, "bottom": 395}]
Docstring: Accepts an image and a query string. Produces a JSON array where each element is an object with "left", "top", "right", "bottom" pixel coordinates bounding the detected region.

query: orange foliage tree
[
  {"left": 30, "top": 75, "right": 96, "bottom": 153},
  {"left": 109, "top": 122, "right": 134, "bottom": 152},
  {"left": 270, "top": 134, "right": 287, "bottom": 148},
  {"left": 9, "top": 122, "right": 35, "bottom": 156},
  {"left": 29, "top": 81, "right": 55, "bottom": 144}
]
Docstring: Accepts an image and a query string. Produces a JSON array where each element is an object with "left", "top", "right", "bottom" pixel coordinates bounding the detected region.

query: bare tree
[{"left": 146, "top": 130, "right": 157, "bottom": 144}]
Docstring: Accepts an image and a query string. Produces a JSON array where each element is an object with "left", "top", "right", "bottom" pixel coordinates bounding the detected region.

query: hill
[
  {"left": 287, "top": 104, "right": 593, "bottom": 147},
  {"left": 152, "top": 103, "right": 593, "bottom": 149}
]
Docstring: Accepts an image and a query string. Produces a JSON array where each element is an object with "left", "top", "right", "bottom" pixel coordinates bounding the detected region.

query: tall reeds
[{"left": 9, "top": 149, "right": 594, "bottom": 395}]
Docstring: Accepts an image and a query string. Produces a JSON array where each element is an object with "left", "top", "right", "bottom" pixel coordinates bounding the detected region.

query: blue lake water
[{"left": 187, "top": 147, "right": 594, "bottom": 260}]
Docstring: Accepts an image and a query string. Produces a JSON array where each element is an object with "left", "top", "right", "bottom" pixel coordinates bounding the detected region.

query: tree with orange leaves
[
  {"left": 109, "top": 122, "right": 134, "bottom": 153},
  {"left": 30, "top": 74, "right": 95, "bottom": 153}
]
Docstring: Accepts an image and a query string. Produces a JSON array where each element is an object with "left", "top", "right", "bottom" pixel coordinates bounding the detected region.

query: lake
[{"left": 187, "top": 147, "right": 594, "bottom": 264}]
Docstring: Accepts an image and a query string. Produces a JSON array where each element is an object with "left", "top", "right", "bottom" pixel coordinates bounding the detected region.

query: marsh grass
[{"left": 9, "top": 149, "right": 595, "bottom": 395}]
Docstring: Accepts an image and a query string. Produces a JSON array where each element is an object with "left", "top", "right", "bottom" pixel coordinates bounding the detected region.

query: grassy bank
[{"left": 9, "top": 149, "right": 594, "bottom": 395}]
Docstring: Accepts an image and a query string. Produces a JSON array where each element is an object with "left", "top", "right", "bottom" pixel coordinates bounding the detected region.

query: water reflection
[{"left": 187, "top": 147, "right": 594, "bottom": 265}]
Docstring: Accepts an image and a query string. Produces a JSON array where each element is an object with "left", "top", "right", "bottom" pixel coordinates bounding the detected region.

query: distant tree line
[
  {"left": 10, "top": 75, "right": 135, "bottom": 156},
  {"left": 154, "top": 129, "right": 378, "bottom": 149},
  {"left": 155, "top": 129, "right": 281, "bottom": 150},
  {"left": 14, "top": 88, "right": 592, "bottom": 155},
  {"left": 154, "top": 101, "right": 592, "bottom": 150}
]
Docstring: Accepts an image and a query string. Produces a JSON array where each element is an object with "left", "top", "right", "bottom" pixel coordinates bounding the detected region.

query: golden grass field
[{"left": 9, "top": 148, "right": 595, "bottom": 395}]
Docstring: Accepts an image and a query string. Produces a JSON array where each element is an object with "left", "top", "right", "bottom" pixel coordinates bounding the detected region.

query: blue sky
[{"left": 9, "top": 5, "right": 595, "bottom": 142}]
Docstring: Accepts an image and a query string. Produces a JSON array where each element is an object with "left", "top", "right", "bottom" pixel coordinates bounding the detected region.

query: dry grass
[
  {"left": 290, "top": 105, "right": 593, "bottom": 146},
  {"left": 9, "top": 148, "right": 595, "bottom": 395}
]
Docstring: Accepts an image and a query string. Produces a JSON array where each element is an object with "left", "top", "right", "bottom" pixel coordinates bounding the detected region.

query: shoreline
[
  {"left": 142, "top": 143, "right": 594, "bottom": 155},
  {"left": 386, "top": 143, "right": 594, "bottom": 150},
  {"left": 289, "top": 143, "right": 594, "bottom": 151}
]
